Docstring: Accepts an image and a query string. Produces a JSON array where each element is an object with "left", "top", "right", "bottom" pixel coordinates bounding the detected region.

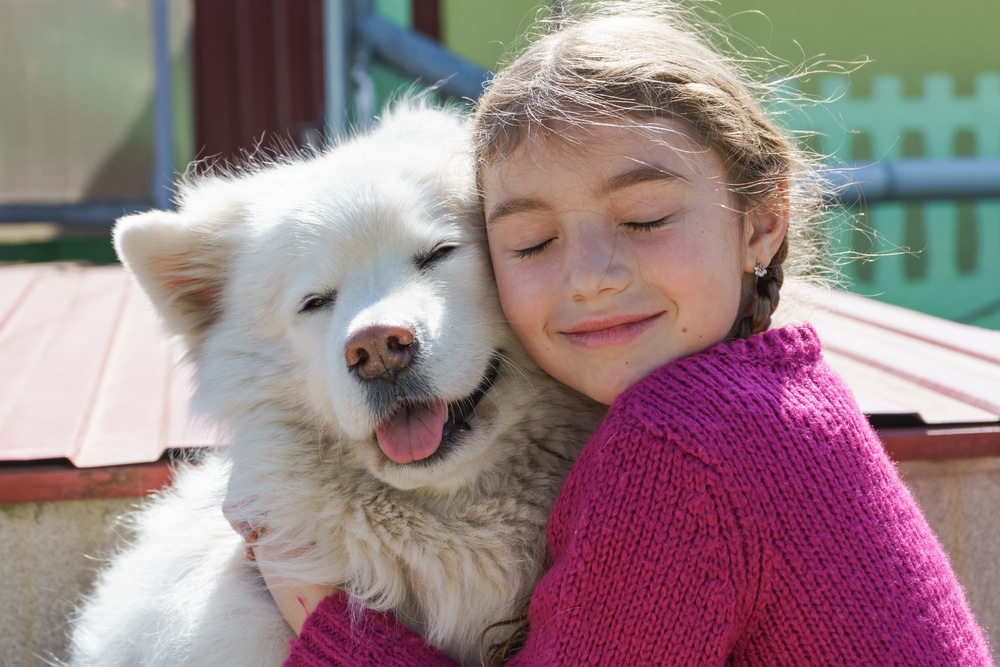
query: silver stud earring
[{"left": 753, "top": 261, "right": 768, "bottom": 278}]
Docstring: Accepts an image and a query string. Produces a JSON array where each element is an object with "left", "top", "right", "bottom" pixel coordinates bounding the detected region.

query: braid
[
  {"left": 734, "top": 234, "right": 788, "bottom": 340},
  {"left": 479, "top": 604, "right": 529, "bottom": 666}
]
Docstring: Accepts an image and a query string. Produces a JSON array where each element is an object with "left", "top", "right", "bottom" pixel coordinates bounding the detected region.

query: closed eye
[
  {"left": 298, "top": 292, "right": 336, "bottom": 313},
  {"left": 416, "top": 243, "right": 458, "bottom": 271},
  {"left": 623, "top": 217, "right": 670, "bottom": 232},
  {"left": 514, "top": 238, "right": 554, "bottom": 259}
]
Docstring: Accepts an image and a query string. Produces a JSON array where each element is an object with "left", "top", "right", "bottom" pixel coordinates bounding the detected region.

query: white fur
[{"left": 67, "top": 105, "right": 603, "bottom": 666}]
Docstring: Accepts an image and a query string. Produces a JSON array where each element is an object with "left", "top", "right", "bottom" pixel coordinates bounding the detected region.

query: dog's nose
[{"left": 345, "top": 324, "right": 417, "bottom": 380}]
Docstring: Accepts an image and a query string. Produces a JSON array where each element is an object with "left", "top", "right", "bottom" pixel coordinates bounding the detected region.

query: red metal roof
[
  {"left": 802, "top": 286, "right": 1000, "bottom": 425},
  {"left": 0, "top": 263, "right": 216, "bottom": 469},
  {"left": 1, "top": 263, "right": 998, "bottom": 474}
]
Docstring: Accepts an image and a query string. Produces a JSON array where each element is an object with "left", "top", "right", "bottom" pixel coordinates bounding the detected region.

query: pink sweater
[{"left": 286, "top": 324, "right": 993, "bottom": 665}]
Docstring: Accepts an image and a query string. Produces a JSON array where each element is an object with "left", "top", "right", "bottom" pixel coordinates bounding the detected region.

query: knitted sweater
[{"left": 286, "top": 323, "right": 993, "bottom": 666}]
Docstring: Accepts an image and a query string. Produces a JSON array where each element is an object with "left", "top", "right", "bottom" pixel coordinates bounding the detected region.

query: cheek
[
  {"left": 488, "top": 245, "right": 526, "bottom": 315},
  {"left": 493, "top": 263, "right": 529, "bottom": 325}
]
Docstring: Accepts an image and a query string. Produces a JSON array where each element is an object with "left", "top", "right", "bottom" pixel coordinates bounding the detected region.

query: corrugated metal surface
[
  {"left": 0, "top": 263, "right": 998, "bottom": 472},
  {"left": 804, "top": 286, "right": 1000, "bottom": 425},
  {"left": 796, "top": 285, "right": 1000, "bottom": 461},
  {"left": 0, "top": 263, "right": 215, "bottom": 469}
]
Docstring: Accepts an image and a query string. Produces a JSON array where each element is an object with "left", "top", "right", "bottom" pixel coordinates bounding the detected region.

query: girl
[{"left": 267, "top": 2, "right": 993, "bottom": 664}]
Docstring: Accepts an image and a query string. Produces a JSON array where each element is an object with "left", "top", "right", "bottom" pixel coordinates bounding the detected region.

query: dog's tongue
[{"left": 375, "top": 402, "right": 448, "bottom": 464}]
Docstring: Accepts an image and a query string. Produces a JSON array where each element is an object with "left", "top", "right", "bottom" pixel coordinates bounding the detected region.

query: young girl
[{"left": 267, "top": 2, "right": 993, "bottom": 664}]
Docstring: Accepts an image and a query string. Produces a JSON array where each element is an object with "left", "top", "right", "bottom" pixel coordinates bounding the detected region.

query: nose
[
  {"left": 345, "top": 324, "right": 417, "bottom": 381},
  {"left": 567, "top": 226, "right": 632, "bottom": 299}
]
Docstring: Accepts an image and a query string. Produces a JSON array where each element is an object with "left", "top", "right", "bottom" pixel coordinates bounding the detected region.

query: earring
[{"left": 753, "top": 261, "right": 768, "bottom": 278}]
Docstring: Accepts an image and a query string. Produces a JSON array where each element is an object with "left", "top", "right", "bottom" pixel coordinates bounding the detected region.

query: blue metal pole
[
  {"left": 324, "top": 0, "right": 352, "bottom": 137},
  {"left": 0, "top": 200, "right": 151, "bottom": 227},
  {"left": 822, "top": 159, "right": 1000, "bottom": 206},
  {"left": 150, "top": 0, "right": 174, "bottom": 210},
  {"left": 354, "top": 14, "right": 490, "bottom": 101}
]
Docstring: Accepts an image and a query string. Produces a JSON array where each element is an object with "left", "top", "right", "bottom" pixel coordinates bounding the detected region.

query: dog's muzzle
[{"left": 370, "top": 353, "right": 502, "bottom": 465}]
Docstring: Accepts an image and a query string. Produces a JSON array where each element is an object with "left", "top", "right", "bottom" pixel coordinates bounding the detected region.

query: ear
[
  {"left": 743, "top": 185, "right": 790, "bottom": 273},
  {"left": 113, "top": 209, "right": 231, "bottom": 341}
]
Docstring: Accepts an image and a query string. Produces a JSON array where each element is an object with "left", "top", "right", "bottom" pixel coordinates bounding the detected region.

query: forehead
[
  {"left": 482, "top": 117, "right": 727, "bottom": 211},
  {"left": 493, "top": 118, "right": 717, "bottom": 177}
]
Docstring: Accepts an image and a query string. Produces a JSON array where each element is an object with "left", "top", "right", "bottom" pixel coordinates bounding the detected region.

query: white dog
[{"left": 66, "top": 105, "right": 603, "bottom": 666}]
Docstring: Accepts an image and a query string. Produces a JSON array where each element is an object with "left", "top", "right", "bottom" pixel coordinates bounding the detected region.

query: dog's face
[{"left": 115, "top": 107, "right": 519, "bottom": 491}]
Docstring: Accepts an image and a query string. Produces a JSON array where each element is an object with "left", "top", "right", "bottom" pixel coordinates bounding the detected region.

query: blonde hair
[{"left": 473, "top": 0, "right": 833, "bottom": 339}]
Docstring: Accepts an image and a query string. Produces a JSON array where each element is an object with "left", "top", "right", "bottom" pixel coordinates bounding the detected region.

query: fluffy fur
[{"left": 67, "top": 105, "right": 603, "bottom": 666}]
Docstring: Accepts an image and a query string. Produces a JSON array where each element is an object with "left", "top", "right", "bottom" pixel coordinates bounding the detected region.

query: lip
[{"left": 560, "top": 313, "right": 662, "bottom": 349}]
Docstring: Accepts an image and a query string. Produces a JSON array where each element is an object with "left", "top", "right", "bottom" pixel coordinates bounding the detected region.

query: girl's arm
[
  {"left": 252, "top": 549, "right": 336, "bottom": 636},
  {"left": 284, "top": 423, "right": 753, "bottom": 666}
]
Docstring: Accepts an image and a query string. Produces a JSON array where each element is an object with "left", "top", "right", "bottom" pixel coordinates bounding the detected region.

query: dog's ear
[{"left": 114, "top": 209, "right": 231, "bottom": 341}]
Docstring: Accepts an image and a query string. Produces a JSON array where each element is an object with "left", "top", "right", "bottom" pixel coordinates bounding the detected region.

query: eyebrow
[
  {"left": 598, "top": 165, "right": 686, "bottom": 197},
  {"left": 486, "top": 197, "right": 551, "bottom": 227},
  {"left": 486, "top": 165, "right": 685, "bottom": 227}
]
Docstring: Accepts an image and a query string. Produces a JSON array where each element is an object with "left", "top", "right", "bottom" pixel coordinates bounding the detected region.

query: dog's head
[{"left": 115, "top": 105, "right": 525, "bottom": 491}]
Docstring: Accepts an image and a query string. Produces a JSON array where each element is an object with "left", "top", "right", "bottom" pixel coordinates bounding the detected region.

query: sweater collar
[{"left": 614, "top": 322, "right": 823, "bottom": 406}]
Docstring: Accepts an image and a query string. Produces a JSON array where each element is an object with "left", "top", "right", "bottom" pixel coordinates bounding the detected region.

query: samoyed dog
[{"left": 67, "top": 105, "right": 603, "bottom": 666}]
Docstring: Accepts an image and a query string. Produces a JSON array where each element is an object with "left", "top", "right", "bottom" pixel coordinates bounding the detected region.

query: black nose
[{"left": 345, "top": 324, "right": 417, "bottom": 380}]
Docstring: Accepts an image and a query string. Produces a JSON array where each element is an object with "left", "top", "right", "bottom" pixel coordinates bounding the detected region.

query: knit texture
[{"left": 286, "top": 323, "right": 993, "bottom": 666}]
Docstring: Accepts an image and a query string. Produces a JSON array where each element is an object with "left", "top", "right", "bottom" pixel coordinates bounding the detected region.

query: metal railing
[
  {"left": 327, "top": 5, "right": 1000, "bottom": 208},
  {"left": 823, "top": 159, "right": 1000, "bottom": 206}
]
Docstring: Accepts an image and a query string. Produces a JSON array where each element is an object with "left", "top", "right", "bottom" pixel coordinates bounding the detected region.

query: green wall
[
  {"left": 441, "top": 1, "right": 545, "bottom": 71},
  {"left": 717, "top": 0, "right": 999, "bottom": 94},
  {"left": 439, "top": 0, "right": 998, "bottom": 92}
]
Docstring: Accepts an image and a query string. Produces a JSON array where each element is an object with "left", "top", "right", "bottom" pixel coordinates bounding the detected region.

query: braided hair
[{"left": 735, "top": 234, "right": 789, "bottom": 340}]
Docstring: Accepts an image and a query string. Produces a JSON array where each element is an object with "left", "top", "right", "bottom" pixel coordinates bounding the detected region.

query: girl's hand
[
  {"left": 251, "top": 542, "right": 337, "bottom": 635},
  {"left": 229, "top": 516, "right": 337, "bottom": 635}
]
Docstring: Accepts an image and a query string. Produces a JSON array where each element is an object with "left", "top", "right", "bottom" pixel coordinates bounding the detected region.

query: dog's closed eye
[{"left": 415, "top": 243, "right": 458, "bottom": 271}]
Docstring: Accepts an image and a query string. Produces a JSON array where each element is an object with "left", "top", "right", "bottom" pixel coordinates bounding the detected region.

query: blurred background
[{"left": 0, "top": 0, "right": 998, "bottom": 328}]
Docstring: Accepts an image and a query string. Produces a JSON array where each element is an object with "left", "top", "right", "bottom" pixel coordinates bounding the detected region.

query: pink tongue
[{"left": 375, "top": 402, "right": 448, "bottom": 464}]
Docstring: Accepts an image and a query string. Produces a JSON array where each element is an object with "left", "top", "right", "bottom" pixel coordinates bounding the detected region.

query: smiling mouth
[
  {"left": 372, "top": 354, "right": 501, "bottom": 465},
  {"left": 563, "top": 313, "right": 660, "bottom": 334},
  {"left": 561, "top": 313, "right": 662, "bottom": 348}
]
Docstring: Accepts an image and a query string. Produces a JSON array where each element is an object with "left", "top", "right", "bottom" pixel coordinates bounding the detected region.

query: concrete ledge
[
  {"left": 900, "top": 456, "right": 1000, "bottom": 659},
  {"left": 1, "top": 496, "right": 139, "bottom": 666},
  {"left": 3, "top": 452, "right": 998, "bottom": 663},
  {"left": 0, "top": 460, "right": 175, "bottom": 663}
]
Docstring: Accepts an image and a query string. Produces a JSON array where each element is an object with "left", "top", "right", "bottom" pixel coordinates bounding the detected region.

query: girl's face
[{"left": 483, "top": 119, "right": 784, "bottom": 405}]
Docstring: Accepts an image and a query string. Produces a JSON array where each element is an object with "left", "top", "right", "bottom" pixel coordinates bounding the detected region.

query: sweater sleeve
[
  {"left": 286, "top": 422, "right": 757, "bottom": 666},
  {"left": 284, "top": 591, "right": 457, "bottom": 667}
]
